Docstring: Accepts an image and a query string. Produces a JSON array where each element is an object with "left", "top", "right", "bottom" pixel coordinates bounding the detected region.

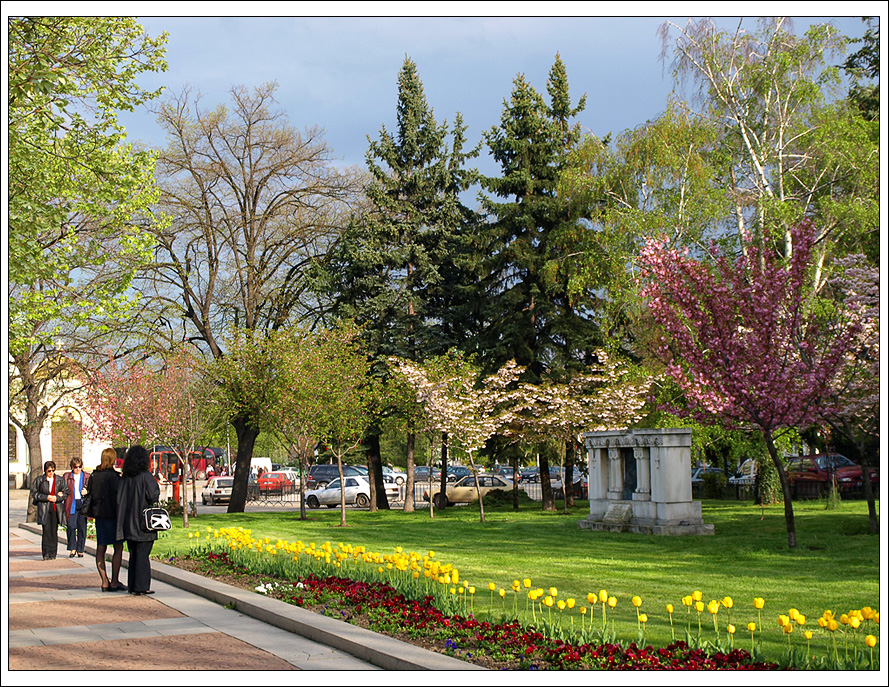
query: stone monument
[{"left": 578, "top": 428, "right": 714, "bottom": 535}]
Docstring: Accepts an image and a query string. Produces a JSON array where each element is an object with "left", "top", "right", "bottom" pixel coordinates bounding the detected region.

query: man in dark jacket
[{"left": 29, "top": 461, "right": 69, "bottom": 560}]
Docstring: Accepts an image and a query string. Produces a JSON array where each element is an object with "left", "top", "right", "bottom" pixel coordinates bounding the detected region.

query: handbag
[{"left": 142, "top": 504, "right": 172, "bottom": 531}]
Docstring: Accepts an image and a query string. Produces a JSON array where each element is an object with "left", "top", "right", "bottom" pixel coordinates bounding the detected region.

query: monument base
[{"left": 578, "top": 500, "right": 714, "bottom": 536}]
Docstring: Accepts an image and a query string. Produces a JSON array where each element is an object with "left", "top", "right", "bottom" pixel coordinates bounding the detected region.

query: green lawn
[{"left": 152, "top": 497, "right": 880, "bottom": 662}]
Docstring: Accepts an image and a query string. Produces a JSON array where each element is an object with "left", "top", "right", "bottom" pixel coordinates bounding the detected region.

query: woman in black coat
[
  {"left": 87, "top": 447, "right": 125, "bottom": 591},
  {"left": 116, "top": 445, "right": 160, "bottom": 595},
  {"left": 29, "top": 461, "right": 69, "bottom": 560}
]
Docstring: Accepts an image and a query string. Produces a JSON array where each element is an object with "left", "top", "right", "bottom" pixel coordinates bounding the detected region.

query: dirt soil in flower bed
[{"left": 167, "top": 556, "right": 511, "bottom": 670}]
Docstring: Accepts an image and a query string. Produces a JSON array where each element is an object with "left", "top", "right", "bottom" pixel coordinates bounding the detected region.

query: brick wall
[{"left": 52, "top": 414, "right": 83, "bottom": 471}]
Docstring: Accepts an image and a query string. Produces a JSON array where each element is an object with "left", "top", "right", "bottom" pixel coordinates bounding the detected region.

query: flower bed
[{"left": 168, "top": 526, "right": 878, "bottom": 670}]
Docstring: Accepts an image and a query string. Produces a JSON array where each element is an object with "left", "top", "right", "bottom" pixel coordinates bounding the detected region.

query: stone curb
[{"left": 17, "top": 522, "right": 483, "bottom": 671}]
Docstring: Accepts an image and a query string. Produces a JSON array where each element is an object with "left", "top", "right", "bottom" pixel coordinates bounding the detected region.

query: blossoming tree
[
  {"left": 390, "top": 354, "right": 524, "bottom": 523},
  {"left": 638, "top": 220, "right": 858, "bottom": 548}
]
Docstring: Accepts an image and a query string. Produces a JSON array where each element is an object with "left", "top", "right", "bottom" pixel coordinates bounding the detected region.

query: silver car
[
  {"left": 201, "top": 476, "right": 233, "bottom": 506},
  {"left": 304, "top": 475, "right": 399, "bottom": 509}
]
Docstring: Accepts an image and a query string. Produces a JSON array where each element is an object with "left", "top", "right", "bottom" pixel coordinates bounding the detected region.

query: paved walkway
[{"left": 4, "top": 488, "right": 482, "bottom": 676}]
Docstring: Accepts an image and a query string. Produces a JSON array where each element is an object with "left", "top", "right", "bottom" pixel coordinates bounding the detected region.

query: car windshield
[
  {"left": 214, "top": 478, "right": 233, "bottom": 487},
  {"left": 326, "top": 479, "right": 341, "bottom": 490},
  {"left": 815, "top": 455, "right": 855, "bottom": 469}
]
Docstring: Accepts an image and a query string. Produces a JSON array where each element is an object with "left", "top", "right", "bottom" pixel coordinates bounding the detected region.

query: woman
[
  {"left": 63, "top": 457, "right": 90, "bottom": 558},
  {"left": 86, "top": 447, "right": 124, "bottom": 591},
  {"left": 116, "top": 445, "right": 161, "bottom": 595},
  {"left": 29, "top": 461, "right": 69, "bottom": 560}
]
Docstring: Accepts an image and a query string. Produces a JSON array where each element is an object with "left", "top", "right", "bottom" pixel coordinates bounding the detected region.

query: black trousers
[
  {"left": 41, "top": 506, "right": 60, "bottom": 559},
  {"left": 126, "top": 539, "right": 155, "bottom": 593},
  {"left": 66, "top": 508, "right": 87, "bottom": 553}
]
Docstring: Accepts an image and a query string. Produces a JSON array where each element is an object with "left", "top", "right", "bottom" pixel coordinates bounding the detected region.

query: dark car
[
  {"left": 305, "top": 464, "right": 363, "bottom": 490},
  {"left": 414, "top": 465, "right": 441, "bottom": 482},
  {"left": 494, "top": 466, "right": 520, "bottom": 483},
  {"left": 446, "top": 465, "right": 472, "bottom": 482},
  {"left": 785, "top": 454, "right": 878, "bottom": 493}
]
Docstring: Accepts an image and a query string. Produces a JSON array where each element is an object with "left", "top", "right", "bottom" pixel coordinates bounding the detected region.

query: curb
[{"left": 17, "top": 522, "right": 483, "bottom": 671}]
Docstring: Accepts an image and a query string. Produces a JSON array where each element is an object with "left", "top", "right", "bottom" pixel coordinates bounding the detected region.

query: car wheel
[
  {"left": 196, "top": 470, "right": 206, "bottom": 480},
  {"left": 396, "top": 476, "right": 405, "bottom": 485},
  {"left": 355, "top": 493, "right": 370, "bottom": 508},
  {"left": 432, "top": 493, "right": 448, "bottom": 509},
  {"left": 202, "top": 496, "right": 207, "bottom": 505},
  {"left": 207, "top": 495, "right": 215, "bottom": 506},
  {"left": 306, "top": 495, "right": 320, "bottom": 509}
]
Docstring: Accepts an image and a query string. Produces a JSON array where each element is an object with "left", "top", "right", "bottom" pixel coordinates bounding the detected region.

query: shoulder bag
[{"left": 142, "top": 503, "right": 172, "bottom": 531}]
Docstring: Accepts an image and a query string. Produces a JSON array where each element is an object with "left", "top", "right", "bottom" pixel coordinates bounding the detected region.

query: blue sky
[{"left": 84, "top": 9, "right": 878, "bottom": 180}]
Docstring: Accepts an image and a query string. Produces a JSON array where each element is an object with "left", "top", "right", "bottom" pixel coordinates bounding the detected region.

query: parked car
[
  {"left": 446, "top": 465, "right": 472, "bottom": 482},
  {"left": 784, "top": 454, "right": 878, "bottom": 492},
  {"left": 304, "top": 476, "right": 398, "bottom": 509},
  {"left": 305, "top": 464, "right": 363, "bottom": 490},
  {"left": 690, "top": 466, "right": 727, "bottom": 485},
  {"left": 256, "top": 471, "right": 296, "bottom": 492},
  {"left": 423, "top": 474, "right": 513, "bottom": 508},
  {"left": 201, "top": 477, "right": 233, "bottom": 506},
  {"left": 414, "top": 465, "right": 441, "bottom": 482},
  {"left": 494, "top": 466, "right": 520, "bottom": 482},
  {"left": 729, "top": 459, "right": 758, "bottom": 486},
  {"left": 382, "top": 466, "right": 406, "bottom": 485},
  {"left": 351, "top": 464, "right": 396, "bottom": 484}
]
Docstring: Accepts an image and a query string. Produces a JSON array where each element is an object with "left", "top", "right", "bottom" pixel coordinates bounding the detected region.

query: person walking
[
  {"left": 29, "top": 461, "right": 69, "bottom": 560},
  {"left": 116, "top": 445, "right": 161, "bottom": 595},
  {"left": 87, "top": 447, "right": 125, "bottom": 591},
  {"left": 63, "top": 457, "right": 90, "bottom": 558}
]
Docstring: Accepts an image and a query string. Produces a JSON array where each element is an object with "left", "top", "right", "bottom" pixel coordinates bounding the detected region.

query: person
[
  {"left": 29, "top": 461, "right": 69, "bottom": 560},
  {"left": 63, "top": 457, "right": 90, "bottom": 558},
  {"left": 116, "top": 445, "right": 161, "bottom": 595},
  {"left": 86, "top": 447, "right": 125, "bottom": 591}
]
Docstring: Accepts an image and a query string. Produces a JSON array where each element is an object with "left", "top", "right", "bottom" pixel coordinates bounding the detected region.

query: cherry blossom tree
[
  {"left": 638, "top": 220, "right": 858, "bottom": 548},
  {"left": 390, "top": 354, "right": 524, "bottom": 523}
]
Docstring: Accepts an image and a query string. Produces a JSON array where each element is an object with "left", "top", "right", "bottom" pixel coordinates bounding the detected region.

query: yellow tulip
[
  {"left": 796, "top": 614, "right": 806, "bottom": 626},
  {"left": 788, "top": 608, "right": 800, "bottom": 621},
  {"left": 666, "top": 603, "right": 674, "bottom": 614},
  {"left": 587, "top": 593, "right": 597, "bottom": 605},
  {"left": 694, "top": 601, "right": 704, "bottom": 613},
  {"left": 804, "top": 630, "right": 813, "bottom": 640},
  {"left": 544, "top": 596, "right": 554, "bottom": 607},
  {"left": 566, "top": 598, "right": 575, "bottom": 609},
  {"left": 549, "top": 587, "right": 558, "bottom": 597},
  {"left": 639, "top": 613, "right": 648, "bottom": 624},
  {"left": 722, "top": 596, "right": 733, "bottom": 609},
  {"left": 692, "top": 590, "right": 703, "bottom": 602},
  {"left": 818, "top": 617, "right": 828, "bottom": 628},
  {"left": 865, "top": 635, "right": 877, "bottom": 648},
  {"left": 850, "top": 616, "right": 861, "bottom": 629},
  {"left": 707, "top": 600, "right": 720, "bottom": 615},
  {"left": 557, "top": 600, "right": 566, "bottom": 610},
  {"left": 632, "top": 595, "right": 642, "bottom": 607},
  {"left": 469, "top": 586, "right": 476, "bottom": 594},
  {"left": 747, "top": 622, "right": 757, "bottom": 632},
  {"left": 727, "top": 624, "right": 736, "bottom": 634},
  {"left": 607, "top": 596, "right": 617, "bottom": 608},
  {"left": 753, "top": 597, "right": 765, "bottom": 610},
  {"left": 778, "top": 614, "right": 789, "bottom": 627},
  {"left": 580, "top": 606, "right": 587, "bottom": 616},
  {"left": 682, "top": 595, "right": 693, "bottom": 607},
  {"left": 488, "top": 582, "right": 496, "bottom": 591},
  {"left": 783, "top": 623, "right": 793, "bottom": 635},
  {"left": 499, "top": 588, "right": 506, "bottom": 599},
  {"left": 828, "top": 619, "right": 839, "bottom": 632},
  {"left": 599, "top": 589, "right": 608, "bottom": 603},
  {"left": 523, "top": 578, "right": 531, "bottom": 588}
]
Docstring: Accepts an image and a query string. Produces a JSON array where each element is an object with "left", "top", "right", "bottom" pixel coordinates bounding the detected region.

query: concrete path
[{"left": 4, "top": 487, "right": 483, "bottom": 676}]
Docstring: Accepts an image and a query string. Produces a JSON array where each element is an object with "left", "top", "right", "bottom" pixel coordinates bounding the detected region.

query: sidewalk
[{"left": 4, "top": 488, "right": 483, "bottom": 675}]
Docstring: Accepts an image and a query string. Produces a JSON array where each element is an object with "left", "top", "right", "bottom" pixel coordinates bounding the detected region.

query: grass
[{"left": 151, "top": 497, "right": 880, "bottom": 664}]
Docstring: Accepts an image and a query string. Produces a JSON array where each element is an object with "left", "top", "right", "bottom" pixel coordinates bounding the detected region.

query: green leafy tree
[
  {"left": 7, "top": 16, "right": 167, "bottom": 484},
  {"left": 320, "top": 57, "right": 479, "bottom": 503},
  {"left": 843, "top": 17, "right": 879, "bottom": 123}
]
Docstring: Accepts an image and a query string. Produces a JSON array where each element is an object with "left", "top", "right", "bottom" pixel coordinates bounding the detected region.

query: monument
[{"left": 578, "top": 428, "right": 714, "bottom": 535}]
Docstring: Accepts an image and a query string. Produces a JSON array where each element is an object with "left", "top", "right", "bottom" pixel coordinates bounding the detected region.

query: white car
[
  {"left": 201, "top": 476, "right": 234, "bottom": 506},
  {"left": 304, "top": 475, "right": 399, "bottom": 509},
  {"left": 729, "top": 459, "right": 758, "bottom": 486},
  {"left": 382, "top": 466, "right": 406, "bottom": 485}
]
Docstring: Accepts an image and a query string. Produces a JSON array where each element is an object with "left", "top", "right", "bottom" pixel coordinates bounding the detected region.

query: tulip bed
[{"left": 168, "top": 522, "right": 879, "bottom": 670}]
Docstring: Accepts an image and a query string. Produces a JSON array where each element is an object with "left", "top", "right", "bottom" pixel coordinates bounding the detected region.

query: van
[{"left": 250, "top": 457, "right": 273, "bottom": 478}]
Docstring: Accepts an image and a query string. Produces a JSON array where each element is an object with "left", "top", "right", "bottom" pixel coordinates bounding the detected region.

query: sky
[{"left": 7, "top": 5, "right": 877, "bottom": 185}]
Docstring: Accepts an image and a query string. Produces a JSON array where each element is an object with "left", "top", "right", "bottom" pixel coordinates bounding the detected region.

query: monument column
[{"left": 606, "top": 446, "right": 623, "bottom": 500}]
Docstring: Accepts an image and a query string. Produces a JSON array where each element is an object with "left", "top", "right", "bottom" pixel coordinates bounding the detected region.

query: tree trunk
[
  {"left": 437, "top": 431, "right": 449, "bottom": 508},
  {"left": 511, "top": 453, "right": 520, "bottom": 511},
  {"left": 764, "top": 430, "right": 796, "bottom": 548},
  {"left": 23, "top": 421, "right": 45, "bottom": 523},
  {"left": 366, "top": 432, "right": 389, "bottom": 510},
  {"left": 227, "top": 416, "right": 259, "bottom": 513},
  {"left": 539, "top": 448, "right": 555, "bottom": 512},
  {"left": 564, "top": 439, "right": 576, "bottom": 509},
  {"left": 403, "top": 431, "right": 416, "bottom": 513}
]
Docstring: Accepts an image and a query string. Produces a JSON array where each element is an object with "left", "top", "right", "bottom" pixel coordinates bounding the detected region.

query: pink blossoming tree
[{"left": 638, "top": 221, "right": 858, "bottom": 548}]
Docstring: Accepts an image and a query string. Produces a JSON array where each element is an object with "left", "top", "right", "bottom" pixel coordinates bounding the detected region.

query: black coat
[
  {"left": 86, "top": 468, "right": 120, "bottom": 519},
  {"left": 29, "top": 474, "right": 69, "bottom": 526},
  {"left": 116, "top": 470, "right": 161, "bottom": 542}
]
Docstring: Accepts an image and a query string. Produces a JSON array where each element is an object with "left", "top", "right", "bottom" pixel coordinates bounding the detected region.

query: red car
[
  {"left": 256, "top": 471, "right": 296, "bottom": 492},
  {"left": 784, "top": 454, "right": 878, "bottom": 492}
]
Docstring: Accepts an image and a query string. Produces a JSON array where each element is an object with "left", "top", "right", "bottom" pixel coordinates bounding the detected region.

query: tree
[
  {"left": 638, "top": 221, "right": 858, "bottom": 548},
  {"left": 391, "top": 355, "right": 524, "bottom": 523},
  {"left": 82, "top": 347, "right": 223, "bottom": 526},
  {"left": 7, "top": 16, "right": 167, "bottom": 485},
  {"left": 320, "top": 57, "right": 479, "bottom": 503},
  {"left": 843, "top": 17, "right": 880, "bottom": 123},
  {"left": 818, "top": 258, "right": 879, "bottom": 532},
  {"left": 659, "top": 17, "right": 879, "bottom": 266},
  {"left": 144, "top": 83, "right": 365, "bottom": 509},
  {"left": 476, "top": 54, "right": 599, "bottom": 381}
]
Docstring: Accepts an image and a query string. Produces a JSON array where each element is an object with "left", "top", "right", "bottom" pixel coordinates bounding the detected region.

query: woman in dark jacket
[
  {"left": 63, "top": 457, "right": 90, "bottom": 558},
  {"left": 29, "top": 461, "right": 69, "bottom": 560},
  {"left": 116, "top": 445, "right": 161, "bottom": 595},
  {"left": 87, "top": 447, "right": 124, "bottom": 591}
]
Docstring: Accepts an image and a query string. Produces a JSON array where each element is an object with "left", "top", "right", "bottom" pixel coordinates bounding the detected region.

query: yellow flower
[
  {"left": 544, "top": 596, "right": 554, "bottom": 608},
  {"left": 865, "top": 635, "right": 877, "bottom": 648},
  {"left": 804, "top": 630, "right": 813, "bottom": 640},
  {"left": 666, "top": 603, "right": 674, "bottom": 614},
  {"left": 488, "top": 582, "right": 497, "bottom": 591},
  {"left": 469, "top": 586, "right": 476, "bottom": 594},
  {"left": 694, "top": 601, "right": 704, "bottom": 613},
  {"left": 707, "top": 600, "right": 720, "bottom": 615},
  {"left": 599, "top": 589, "right": 608, "bottom": 603},
  {"left": 499, "top": 588, "right": 506, "bottom": 599},
  {"left": 587, "top": 593, "right": 597, "bottom": 605},
  {"left": 639, "top": 613, "right": 648, "bottom": 624},
  {"left": 778, "top": 614, "right": 790, "bottom": 627},
  {"left": 549, "top": 586, "right": 558, "bottom": 597},
  {"left": 580, "top": 606, "right": 587, "bottom": 616},
  {"left": 828, "top": 619, "right": 839, "bottom": 632},
  {"left": 722, "top": 596, "right": 734, "bottom": 609},
  {"left": 607, "top": 596, "right": 617, "bottom": 608},
  {"left": 692, "top": 590, "right": 703, "bottom": 602},
  {"left": 632, "top": 596, "right": 642, "bottom": 608},
  {"left": 753, "top": 597, "right": 765, "bottom": 610},
  {"left": 682, "top": 595, "right": 693, "bottom": 607},
  {"left": 849, "top": 616, "right": 861, "bottom": 629},
  {"left": 788, "top": 608, "right": 800, "bottom": 621},
  {"left": 727, "top": 624, "right": 736, "bottom": 634},
  {"left": 557, "top": 600, "right": 566, "bottom": 610},
  {"left": 796, "top": 614, "right": 806, "bottom": 626},
  {"left": 747, "top": 622, "right": 757, "bottom": 632},
  {"left": 566, "top": 598, "right": 575, "bottom": 609},
  {"left": 522, "top": 578, "right": 531, "bottom": 588},
  {"left": 783, "top": 623, "right": 793, "bottom": 635}
]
